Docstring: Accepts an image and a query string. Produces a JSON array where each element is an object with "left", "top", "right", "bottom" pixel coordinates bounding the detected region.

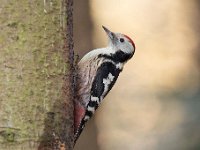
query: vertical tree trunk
[{"left": 0, "top": 0, "right": 74, "bottom": 149}]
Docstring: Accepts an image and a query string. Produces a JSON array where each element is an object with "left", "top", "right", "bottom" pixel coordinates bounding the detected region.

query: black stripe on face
[{"left": 98, "top": 50, "right": 133, "bottom": 63}]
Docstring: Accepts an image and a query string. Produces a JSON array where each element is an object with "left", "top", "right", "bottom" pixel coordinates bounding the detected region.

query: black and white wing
[{"left": 75, "top": 61, "right": 122, "bottom": 140}]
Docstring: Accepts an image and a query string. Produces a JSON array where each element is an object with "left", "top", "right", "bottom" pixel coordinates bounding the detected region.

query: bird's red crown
[{"left": 124, "top": 34, "right": 135, "bottom": 49}]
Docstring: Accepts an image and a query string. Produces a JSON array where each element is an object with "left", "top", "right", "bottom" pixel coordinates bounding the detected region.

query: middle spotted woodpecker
[{"left": 74, "top": 26, "right": 135, "bottom": 142}]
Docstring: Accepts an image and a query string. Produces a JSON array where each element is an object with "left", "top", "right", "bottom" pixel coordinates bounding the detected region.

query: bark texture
[{"left": 0, "top": 0, "right": 74, "bottom": 149}]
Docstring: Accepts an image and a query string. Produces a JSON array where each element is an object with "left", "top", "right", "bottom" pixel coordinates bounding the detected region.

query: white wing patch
[
  {"left": 116, "top": 63, "right": 123, "bottom": 70},
  {"left": 84, "top": 115, "right": 90, "bottom": 121},
  {"left": 91, "top": 96, "right": 100, "bottom": 103},
  {"left": 87, "top": 106, "right": 95, "bottom": 113},
  {"left": 102, "top": 73, "right": 115, "bottom": 98}
]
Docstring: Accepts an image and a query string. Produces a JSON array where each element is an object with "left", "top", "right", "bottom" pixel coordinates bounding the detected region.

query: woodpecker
[{"left": 74, "top": 26, "right": 135, "bottom": 142}]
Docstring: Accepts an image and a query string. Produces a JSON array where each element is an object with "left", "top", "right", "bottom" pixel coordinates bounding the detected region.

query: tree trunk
[{"left": 0, "top": 0, "right": 74, "bottom": 149}]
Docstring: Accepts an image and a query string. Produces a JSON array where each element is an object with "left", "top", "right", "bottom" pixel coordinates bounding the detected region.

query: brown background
[{"left": 74, "top": 0, "right": 200, "bottom": 150}]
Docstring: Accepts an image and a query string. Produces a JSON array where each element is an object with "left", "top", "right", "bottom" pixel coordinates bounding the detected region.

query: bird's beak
[{"left": 102, "top": 26, "right": 117, "bottom": 43}]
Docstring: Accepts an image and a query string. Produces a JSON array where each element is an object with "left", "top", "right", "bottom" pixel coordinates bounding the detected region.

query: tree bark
[{"left": 0, "top": 0, "right": 74, "bottom": 149}]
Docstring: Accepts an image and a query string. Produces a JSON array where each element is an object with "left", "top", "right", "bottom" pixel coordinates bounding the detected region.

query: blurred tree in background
[
  {"left": 73, "top": 0, "right": 99, "bottom": 150},
  {"left": 74, "top": 0, "right": 200, "bottom": 150}
]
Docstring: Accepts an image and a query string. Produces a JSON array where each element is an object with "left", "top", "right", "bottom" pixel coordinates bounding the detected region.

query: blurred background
[{"left": 74, "top": 0, "right": 200, "bottom": 150}]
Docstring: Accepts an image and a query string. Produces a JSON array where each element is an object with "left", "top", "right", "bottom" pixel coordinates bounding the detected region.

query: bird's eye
[{"left": 120, "top": 38, "right": 124, "bottom": 43}]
